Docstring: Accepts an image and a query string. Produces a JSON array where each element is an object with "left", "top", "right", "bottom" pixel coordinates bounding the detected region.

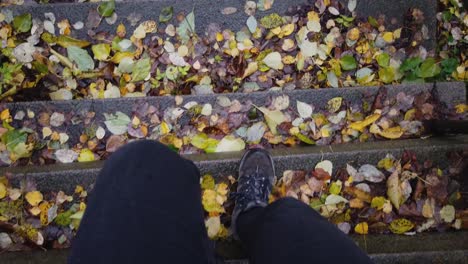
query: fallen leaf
[
  {"left": 67, "top": 46, "right": 94, "bottom": 71},
  {"left": 263, "top": 52, "right": 283, "bottom": 70},
  {"left": 316, "top": 160, "right": 333, "bottom": 176},
  {"left": 26, "top": 191, "right": 43, "bottom": 206},
  {"left": 354, "top": 222, "right": 368, "bottom": 235},
  {"left": 357, "top": 164, "right": 385, "bottom": 183},
  {"left": 297, "top": 101, "right": 313, "bottom": 119},
  {"left": 327, "top": 97, "right": 342, "bottom": 113},
  {"left": 104, "top": 112, "right": 131, "bottom": 135},
  {"left": 389, "top": 218, "right": 414, "bottom": 234},
  {"left": 215, "top": 136, "right": 246, "bottom": 153},
  {"left": 77, "top": 149, "right": 95, "bottom": 162},
  {"left": 257, "top": 107, "right": 286, "bottom": 134},
  {"left": 98, "top": 0, "right": 115, "bottom": 17},
  {"left": 440, "top": 205, "right": 455, "bottom": 223}
]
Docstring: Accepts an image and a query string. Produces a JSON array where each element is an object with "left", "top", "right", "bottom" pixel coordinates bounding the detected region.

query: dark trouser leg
[
  {"left": 68, "top": 140, "right": 214, "bottom": 264},
  {"left": 237, "top": 197, "right": 374, "bottom": 264}
]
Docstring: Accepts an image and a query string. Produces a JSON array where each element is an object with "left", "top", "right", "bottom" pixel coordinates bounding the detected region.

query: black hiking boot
[{"left": 231, "top": 148, "right": 275, "bottom": 238}]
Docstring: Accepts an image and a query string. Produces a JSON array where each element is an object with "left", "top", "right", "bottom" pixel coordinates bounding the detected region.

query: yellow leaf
[
  {"left": 0, "top": 182, "right": 6, "bottom": 199},
  {"left": 282, "top": 55, "right": 296, "bottom": 64},
  {"left": 201, "top": 175, "right": 215, "bottom": 190},
  {"left": 216, "top": 183, "right": 229, "bottom": 196},
  {"left": 30, "top": 206, "right": 41, "bottom": 216},
  {"left": 354, "top": 222, "right": 368, "bottom": 235},
  {"left": 116, "top": 23, "right": 126, "bottom": 37},
  {"left": 327, "top": 97, "right": 342, "bottom": 113},
  {"left": 26, "top": 191, "right": 43, "bottom": 206},
  {"left": 348, "top": 113, "right": 381, "bottom": 132},
  {"left": 404, "top": 109, "right": 416, "bottom": 121},
  {"left": 160, "top": 121, "right": 170, "bottom": 135},
  {"left": 110, "top": 52, "right": 134, "bottom": 64},
  {"left": 389, "top": 219, "right": 414, "bottom": 234},
  {"left": 455, "top": 104, "right": 467, "bottom": 114},
  {"left": 215, "top": 32, "right": 224, "bottom": 42},
  {"left": 202, "top": 190, "right": 225, "bottom": 213},
  {"left": 370, "top": 196, "right": 386, "bottom": 210},
  {"left": 378, "top": 126, "right": 403, "bottom": 139},
  {"left": 1, "top": 109, "right": 11, "bottom": 121},
  {"left": 77, "top": 149, "right": 95, "bottom": 162},
  {"left": 242, "top": 62, "right": 258, "bottom": 79},
  {"left": 281, "top": 24, "right": 295, "bottom": 37},
  {"left": 382, "top": 32, "right": 394, "bottom": 43}
]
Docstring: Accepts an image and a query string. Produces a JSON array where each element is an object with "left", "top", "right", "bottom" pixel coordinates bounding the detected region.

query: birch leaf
[
  {"left": 297, "top": 101, "right": 313, "bottom": 119},
  {"left": 104, "top": 112, "right": 131, "bottom": 135},
  {"left": 258, "top": 107, "right": 286, "bottom": 134},
  {"left": 215, "top": 136, "right": 246, "bottom": 153},
  {"left": 67, "top": 46, "right": 94, "bottom": 71},
  {"left": 263, "top": 52, "right": 283, "bottom": 70}
]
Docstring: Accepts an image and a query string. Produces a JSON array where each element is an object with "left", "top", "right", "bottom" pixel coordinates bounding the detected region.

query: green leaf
[
  {"left": 376, "top": 53, "right": 390, "bottom": 68},
  {"left": 368, "top": 16, "right": 379, "bottom": 28},
  {"left": 67, "top": 46, "right": 94, "bottom": 71},
  {"left": 441, "top": 58, "right": 458, "bottom": 75},
  {"left": 340, "top": 55, "right": 357, "bottom": 71},
  {"left": 177, "top": 11, "right": 195, "bottom": 44},
  {"left": 190, "top": 133, "right": 219, "bottom": 153},
  {"left": 296, "top": 133, "right": 315, "bottom": 145},
  {"left": 260, "top": 13, "right": 283, "bottom": 29},
  {"left": 56, "top": 35, "right": 91, "bottom": 48},
  {"left": 13, "top": 13, "right": 32, "bottom": 33},
  {"left": 104, "top": 111, "right": 131, "bottom": 135},
  {"left": 91, "top": 44, "right": 111, "bottom": 61},
  {"left": 400, "top": 57, "right": 422, "bottom": 72},
  {"left": 1, "top": 130, "right": 27, "bottom": 152},
  {"left": 131, "top": 58, "right": 151, "bottom": 82},
  {"left": 379, "top": 67, "right": 395, "bottom": 84},
  {"left": 159, "top": 6, "right": 174, "bottom": 23},
  {"left": 98, "top": 0, "right": 115, "bottom": 17},
  {"left": 257, "top": 107, "right": 286, "bottom": 134},
  {"left": 329, "top": 180, "right": 342, "bottom": 195},
  {"left": 416, "top": 58, "right": 441, "bottom": 78}
]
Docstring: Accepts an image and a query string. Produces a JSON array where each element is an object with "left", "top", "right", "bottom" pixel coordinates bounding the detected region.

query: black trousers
[{"left": 69, "top": 140, "right": 373, "bottom": 264}]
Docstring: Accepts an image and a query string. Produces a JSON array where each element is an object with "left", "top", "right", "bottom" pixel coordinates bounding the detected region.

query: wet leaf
[
  {"left": 13, "top": 13, "right": 32, "bottom": 33},
  {"left": 389, "top": 219, "right": 414, "bottom": 234},
  {"left": 159, "top": 6, "right": 174, "bottom": 23},
  {"left": 191, "top": 133, "right": 219, "bottom": 153},
  {"left": 329, "top": 180, "right": 342, "bottom": 195},
  {"left": 104, "top": 112, "right": 131, "bottom": 135},
  {"left": 67, "top": 46, "right": 94, "bottom": 71},
  {"left": 98, "top": 0, "right": 115, "bottom": 17}
]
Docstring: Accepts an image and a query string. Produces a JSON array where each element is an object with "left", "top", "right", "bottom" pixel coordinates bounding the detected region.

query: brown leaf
[{"left": 106, "top": 135, "right": 126, "bottom": 152}]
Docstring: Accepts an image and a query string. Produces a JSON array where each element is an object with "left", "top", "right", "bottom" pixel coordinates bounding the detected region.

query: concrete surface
[
  {"left": 1, "top": 135, "right": 467, "bottom": 193},
  {"left": 4, "top": 0, "right": 437, "bottom": 48}
]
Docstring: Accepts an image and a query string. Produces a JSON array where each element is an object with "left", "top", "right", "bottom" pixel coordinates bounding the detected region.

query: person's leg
[
  {"left": 237, "top": 198, "right": 373, "bottom": 264},
  {"left": 68, "top": 140, "right": 214, "bottom": 264}
]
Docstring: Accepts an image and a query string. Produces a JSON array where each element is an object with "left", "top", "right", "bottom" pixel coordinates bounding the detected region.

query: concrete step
[
  {"left": 0, "top": 232, "right": 467, "bottom": 264},
  {"left": 5, "top": 0, "right": 438, "bottom": 48},
  {"left": 2, "top": 81, "right": 465, "bottom": 171}
]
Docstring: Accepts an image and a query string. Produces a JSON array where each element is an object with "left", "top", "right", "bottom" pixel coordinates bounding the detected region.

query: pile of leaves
[
  {"left": 436, "top": 0, "right": 467, "bottom": 81},
  {"left": 0, "top": 0, "right": 466, "bottom": 101},
  {"left": 203, "top": 151, "right": 468, "bottom": 239},
  {"left": 0, "top": 151, "right": 465, "bottom": 251},
  {"left": 0, "top": 86, "right": 466, "bottom": 166},
  {"left": 0, "top": 176, "right": 87, "bottom": 250}
]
